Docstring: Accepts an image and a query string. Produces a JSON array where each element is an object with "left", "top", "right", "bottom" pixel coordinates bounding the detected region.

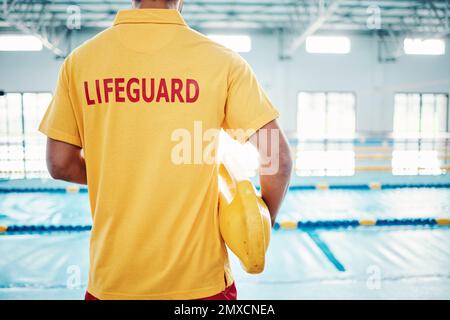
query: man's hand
[
  {"left": 46, "top": 138, "right": 87, "bottom": 185},
  {"left": 249, "top": 120, "right": 293, "bottom": 226}
]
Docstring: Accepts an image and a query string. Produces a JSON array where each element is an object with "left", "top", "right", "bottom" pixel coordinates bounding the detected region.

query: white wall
[
  {"left": 240, "top": 33, "right": 450, "bottom": 135},
  {"left": 1, "top": 31, "right": 449, "bottom": 136}
]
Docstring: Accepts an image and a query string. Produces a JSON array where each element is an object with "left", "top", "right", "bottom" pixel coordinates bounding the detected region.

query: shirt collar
[{"left": 114, "top": 9, "right": 187, "bottom": 27}]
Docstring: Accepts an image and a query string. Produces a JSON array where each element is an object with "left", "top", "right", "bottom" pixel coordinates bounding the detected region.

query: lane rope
[
  {"left": 275, "top": 218, "right": 450, "bottom": 230},
  {"left": 1, "top": 218, "right": 449, "bottom": 234},
  {"left": 1, "top": 183, "right": 450, "bottom": 194}
]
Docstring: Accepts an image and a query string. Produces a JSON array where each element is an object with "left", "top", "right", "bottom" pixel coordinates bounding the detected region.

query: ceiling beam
[
  {"left": 284, "top": 0, "right": 342, "bottom": 58},
  {"left": 0, "top": 0, "right": 448, "bottom": 55},
  {"left": 1, "top": 0, "right": 67, "bottom": 57}
]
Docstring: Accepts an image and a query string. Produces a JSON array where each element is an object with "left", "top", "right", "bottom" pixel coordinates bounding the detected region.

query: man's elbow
[
  {"left": 278, "top": 150, "right": 293, "bottom": 177},
  {"left": 47, "top": 161, "right": 70, "bottom": 181}
]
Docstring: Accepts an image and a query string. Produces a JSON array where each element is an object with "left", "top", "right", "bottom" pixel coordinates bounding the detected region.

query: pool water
[
  {"left": 2, "top": 188, "right": 449, "bottom": 226},
  {"left": 281, "top": 188, "right": 450, "bottom": 221},
  {"left": 1, "top": 188, "right": 450, "bottom": 299}
]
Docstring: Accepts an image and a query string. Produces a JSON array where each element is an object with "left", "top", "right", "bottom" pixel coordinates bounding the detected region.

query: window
[
  {"left": 392, "top": 93, "right": 448, "bottom": 176},
  {"left": 404, "top": 38, "right": 445, "bottom": 55},
  {"left": 298, "top": 92, "right": 356, "bottom": 139},
  {"left": 0, "top": 35, "right": 43, "bottom": 51},
  {"left": 0, "top": 92, "right": 51, "bottom": 179},
  {"left": 393, "top": 93, "right": 448, "bottom": 138},
  {"left": 207, "top": 35, "right": 252, "bottom": 53},
  {"left": 306, "top": 36, "right": 351, "bottom": 54},
  {"left": 296, "top": 92, "right": 356, "bottom": 176}
]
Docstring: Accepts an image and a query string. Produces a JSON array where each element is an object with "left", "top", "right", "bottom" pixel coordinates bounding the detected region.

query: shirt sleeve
[
  {"left": 222, "top": 53, "right": 280, "bottom": 143},
  {"left": 38, "top": 58, "right": 82, "bottom": 148}
]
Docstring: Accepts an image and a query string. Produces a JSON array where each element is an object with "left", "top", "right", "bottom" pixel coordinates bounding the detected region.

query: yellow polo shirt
[{"left": 39, "top": 9, "right": 279, "bottom": 300}]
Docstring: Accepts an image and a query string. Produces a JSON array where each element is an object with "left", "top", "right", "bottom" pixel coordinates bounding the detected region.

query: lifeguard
[
  {"left": 83, "top": 77, "right": 200, "bottom": 106},
  {"left": 39, "top": 0, "right": 292, "bottom": 301}
]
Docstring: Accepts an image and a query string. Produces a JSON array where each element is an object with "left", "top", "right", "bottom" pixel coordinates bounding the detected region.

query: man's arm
[
  {"left": 249, "top": 120, "right": 293, "bottom": 226},
  {"left": 46, "top": 138, "right": 87, "bottom": 185}
]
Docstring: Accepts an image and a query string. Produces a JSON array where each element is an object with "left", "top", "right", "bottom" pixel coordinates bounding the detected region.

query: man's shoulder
[
  {"left": 183, "top": 27, "right": 242, "bottom": 63},
  {"left": 66, "top": 26, "right": 244, "bottom": 69},
  {"left": 70, "top": 28, "right": 114, "bottom": 58}
]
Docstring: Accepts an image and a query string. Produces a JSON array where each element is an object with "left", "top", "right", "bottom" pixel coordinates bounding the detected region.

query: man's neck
[{"left": 134, "top": 1, "right": 178, "bottom": 10}]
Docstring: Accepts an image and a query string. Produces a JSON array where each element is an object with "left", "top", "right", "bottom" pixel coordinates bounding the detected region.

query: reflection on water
[
  {"left": 392, "top": 139, "right": 448, "bottom": 176},
  {"left": 392, "top": 150, "right": 444, "bottom": 176},
  {"left": 296, "top": 150, "right": 355, "bottom": 176},
  {"left": 294, "top": 138, "right": 449, "bottom": 177}
]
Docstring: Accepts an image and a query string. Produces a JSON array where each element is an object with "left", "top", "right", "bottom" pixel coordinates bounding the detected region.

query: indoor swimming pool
[
  {"left": 1, "top": 0, "right": 450, "bottom": 304},
  {"left": 1, "top": 184, "right": 449, "bottom": 299}
]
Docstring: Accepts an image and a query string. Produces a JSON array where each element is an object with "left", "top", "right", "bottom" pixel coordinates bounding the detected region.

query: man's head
[{"left": 132, "top": 0, "right": 184, "bottom": 11}]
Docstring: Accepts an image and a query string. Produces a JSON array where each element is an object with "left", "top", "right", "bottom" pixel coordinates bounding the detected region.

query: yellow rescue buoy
[{"left": 218, "top": 163, "right": 271, "bottom": 274}]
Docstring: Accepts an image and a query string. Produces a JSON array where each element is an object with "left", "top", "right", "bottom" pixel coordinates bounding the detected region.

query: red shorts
[{"left": 85, "top": 282, "right": 237, "bottom": 300}]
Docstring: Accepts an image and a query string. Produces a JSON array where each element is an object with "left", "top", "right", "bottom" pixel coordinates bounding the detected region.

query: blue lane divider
[
  {"left": 1, "top": 184, "right": 450, "bottom": 194},
  {"left": 273, "top": 217, "right": 449, "bottom": 230},
  {"left": 289, "top": 184, "right": 450, "bottom": 191},
  {"left": 1, "top": 218, "right": 449, "bottom": 235},
  {"left": 0, "top": 188, "right": 88, "bottom": 193},
  {"left": 380, "top": 184, "right": 450, "bottom": 190},
  {"left": 288, "top": 137, "right": 450, "bottom": 145},
  {"left": 0, "top": 225, "right": 91, "bottom": 233}
]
